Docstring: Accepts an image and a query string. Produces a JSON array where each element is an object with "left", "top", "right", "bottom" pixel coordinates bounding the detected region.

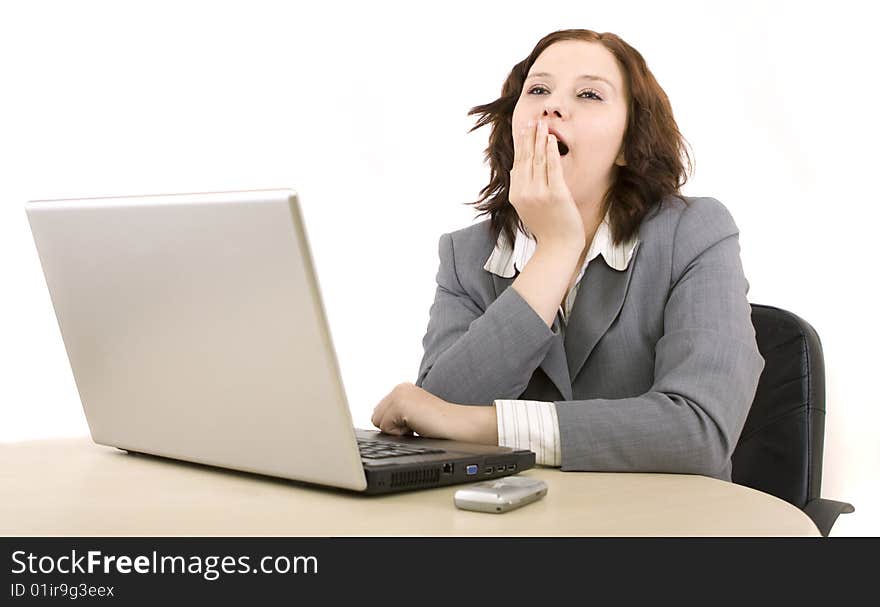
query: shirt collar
[{"left": 483, "top": 210, "right": 639, "bottom": 278}]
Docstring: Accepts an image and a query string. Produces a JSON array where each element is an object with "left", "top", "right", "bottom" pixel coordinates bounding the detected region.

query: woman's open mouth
[{"left": 557, "top": 140, "right": 570, "bottom": 156}]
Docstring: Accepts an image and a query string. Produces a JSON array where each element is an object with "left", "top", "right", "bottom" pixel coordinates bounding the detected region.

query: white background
[{"left": 1, "top": 0, "right": 876, "bottom": 535}]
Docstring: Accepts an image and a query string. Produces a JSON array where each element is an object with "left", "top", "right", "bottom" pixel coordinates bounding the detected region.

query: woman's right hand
[{"left": 509, "top": 118, "right": 586, "bottom": 250}]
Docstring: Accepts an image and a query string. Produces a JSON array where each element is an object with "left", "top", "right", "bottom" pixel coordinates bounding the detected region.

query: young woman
[{"left": 371, "top": 29, "right": 764, "bottom": 481}]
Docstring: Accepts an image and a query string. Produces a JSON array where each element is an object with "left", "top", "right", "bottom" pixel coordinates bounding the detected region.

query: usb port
[
  {"left": 466, "top": 464, "right": 478, "bottom": 475},
  {"left": 506, "top": 464, "right": 516, "bottom": 471},
  {"left": 484, "top": 466, "right": 494, "bottom": 475}
]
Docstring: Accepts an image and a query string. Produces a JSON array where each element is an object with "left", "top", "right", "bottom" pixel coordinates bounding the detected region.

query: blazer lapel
[
  {"left": 542, "top": 317, "right": 573, "bottom": 401},
  {"left": 491, "top": 273, "right": 574, "bottom": 401},
  {"left": 564, "top": 240, "right": 641, "bottom": 384}
]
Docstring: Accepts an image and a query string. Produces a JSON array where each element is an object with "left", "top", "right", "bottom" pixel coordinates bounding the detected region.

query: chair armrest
[{"left": 803, "top": 498, "right": 855, "bottom": 537}]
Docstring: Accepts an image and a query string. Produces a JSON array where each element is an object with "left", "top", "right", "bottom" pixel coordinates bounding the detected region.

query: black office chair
[{"left": 731, "top": 304, "right": 854, "bottom": 536}]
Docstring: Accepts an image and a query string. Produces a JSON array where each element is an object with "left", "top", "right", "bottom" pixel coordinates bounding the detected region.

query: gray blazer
[{"left": 415, "top": 195, "right": 765, "bottom": 482}]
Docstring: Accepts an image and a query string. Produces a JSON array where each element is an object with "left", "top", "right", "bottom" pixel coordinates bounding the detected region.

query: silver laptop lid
[{"left": 26, "top": 188, "right": 368, "bottom": 491}]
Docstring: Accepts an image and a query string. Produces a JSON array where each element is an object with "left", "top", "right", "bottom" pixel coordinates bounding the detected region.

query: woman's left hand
[{"left": 371, "top": 382, "right": 455, "bottom": 439}]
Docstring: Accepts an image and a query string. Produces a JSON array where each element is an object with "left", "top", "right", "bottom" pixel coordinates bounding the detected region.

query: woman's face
[{"left": 512, "top": 40, "right": 629, "bottom": 208}]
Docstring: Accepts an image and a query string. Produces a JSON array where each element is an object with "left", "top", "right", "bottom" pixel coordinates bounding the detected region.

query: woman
[{"left": 371, "top": 29, "right": 764, "bottom": 481}]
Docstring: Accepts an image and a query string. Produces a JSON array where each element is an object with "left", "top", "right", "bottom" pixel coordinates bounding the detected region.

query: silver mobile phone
[{"left": 453, "top": 476, "right": 548, "bottom": 513}]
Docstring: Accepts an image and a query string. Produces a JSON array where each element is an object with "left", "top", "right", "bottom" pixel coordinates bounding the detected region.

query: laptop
[{"left": 25, "top": 188, "right": 535, "bottom": 495}]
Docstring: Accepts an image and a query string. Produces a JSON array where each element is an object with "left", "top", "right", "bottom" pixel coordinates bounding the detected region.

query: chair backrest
[{"left": 731, "top": 304, "right": 826, "bottom": 509}]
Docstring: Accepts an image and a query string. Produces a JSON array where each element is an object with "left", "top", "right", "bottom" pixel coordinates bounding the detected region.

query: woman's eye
[{"left": 527, "top": 86, "right": 602, "bottom": 101}]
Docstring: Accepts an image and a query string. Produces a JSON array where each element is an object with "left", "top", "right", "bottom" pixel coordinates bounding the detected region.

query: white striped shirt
[{"left": 483, "top": 210, "right": 639, "bottom": 466}]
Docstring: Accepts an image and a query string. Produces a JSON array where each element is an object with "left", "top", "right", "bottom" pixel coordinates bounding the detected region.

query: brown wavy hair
[{"left": 464, "top": 29, "right": 694, "bottom": 249}]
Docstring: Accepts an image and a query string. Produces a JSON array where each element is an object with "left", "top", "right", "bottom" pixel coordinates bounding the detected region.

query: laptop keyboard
[{"left": 357, "top": 438, "right": 446, "bottom": 460}]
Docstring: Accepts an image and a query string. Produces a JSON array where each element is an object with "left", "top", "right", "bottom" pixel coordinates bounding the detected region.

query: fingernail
[{"left": 527, "top": 119, "right": 534, "bottom": 127}]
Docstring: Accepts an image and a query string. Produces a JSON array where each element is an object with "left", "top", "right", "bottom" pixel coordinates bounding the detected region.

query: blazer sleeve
[
  {"left": 415, "top": 231, "right": 560, "bottom": 406},
  {"left": 554, "top": 198, "right": 765, "bottom": 478}
]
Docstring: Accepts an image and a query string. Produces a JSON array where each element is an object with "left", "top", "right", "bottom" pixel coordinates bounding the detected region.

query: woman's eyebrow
[{"left": 526, "top": 72, "right": 616, "bottom": 92}]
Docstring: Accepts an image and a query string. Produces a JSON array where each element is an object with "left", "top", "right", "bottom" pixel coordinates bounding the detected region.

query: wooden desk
[{"left": 0, "top": 437, "right": 820, "bottom": 536}]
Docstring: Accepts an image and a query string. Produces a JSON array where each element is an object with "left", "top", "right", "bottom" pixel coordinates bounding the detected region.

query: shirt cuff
[{"left": 494, "top": 399, "right": 561, "bottom": 467}]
